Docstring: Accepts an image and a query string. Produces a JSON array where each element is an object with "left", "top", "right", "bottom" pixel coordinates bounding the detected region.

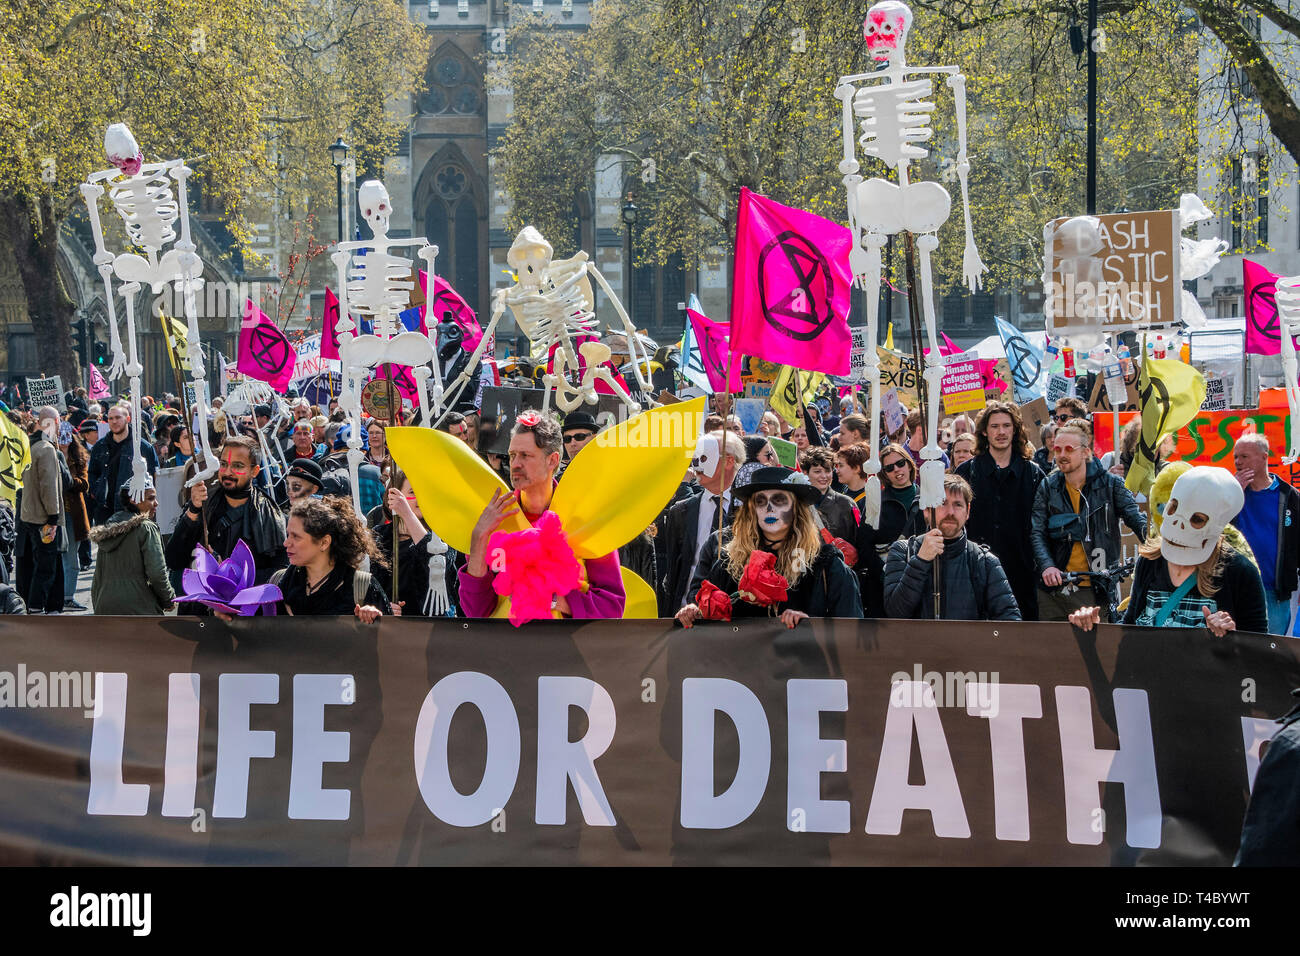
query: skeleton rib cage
[{"left": 853, "top": 78, "right": 936, "bottom": 168}]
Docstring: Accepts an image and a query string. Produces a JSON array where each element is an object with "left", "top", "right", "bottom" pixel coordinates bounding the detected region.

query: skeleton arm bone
[
  {"left": 79, "top": 182, "right": 129, "bottom": 381},
  {"left": 586, "top": 264, "right": 655, "bottom": 401},
  {"left": 946, "top": 72, "right": 987, "bottom": 292},
  {"left": 836, "top": 83, "right": 870, "bottom": 283}
]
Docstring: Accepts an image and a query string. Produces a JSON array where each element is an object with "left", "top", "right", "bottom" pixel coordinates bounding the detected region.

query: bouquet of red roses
[{"left": 695, "top": 551, "right": 789, "bottom": 621}]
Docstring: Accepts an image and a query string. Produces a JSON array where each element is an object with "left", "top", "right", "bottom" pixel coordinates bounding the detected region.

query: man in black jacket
[
  {"left": 659, "top": 430, "right": 743, "bottom": 614},
  {"left": 884, "top": 474, "right": 1020, "bottom": 621},
  {"left": 165, "top": 435, "right": 286, "bottom": 585},
  {"left": 1031, "top": 419, "right": 1146, "bottom": 621},
  {"left": 956, "top": 401, "right": 1045, "bottom": 620},
  {"left": 87, "top": 403, "right": 157, "bottom": 525}
]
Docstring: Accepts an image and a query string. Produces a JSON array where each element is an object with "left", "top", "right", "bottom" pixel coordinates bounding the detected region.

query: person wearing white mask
[{"left": 1070, "top": 466, "right": 1269, "bottom": 635}]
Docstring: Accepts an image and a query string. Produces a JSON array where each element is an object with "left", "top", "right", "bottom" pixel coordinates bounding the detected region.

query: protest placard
[
  {"left": 940, "top": 350, "right": 985, "bottom": 414},
  {"left": 25, "top": 375, "right": 65, "bottom": 412},
  {"left": 877, "top": 348, "right": 920, "bottom": 405},
  {"left": 1201, "top": 374, "right": 1228, "bottom": 411}
]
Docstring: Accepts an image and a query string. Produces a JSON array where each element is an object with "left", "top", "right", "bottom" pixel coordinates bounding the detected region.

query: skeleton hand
[
  {"left": 108, "top": 346, "right": 127, "bottom": 383},
  {"left": 962, "top": 240, "right": 988, "bottom": 292},
  {"left": 128, "top": 457, "right": 149, "bottom": 501}
]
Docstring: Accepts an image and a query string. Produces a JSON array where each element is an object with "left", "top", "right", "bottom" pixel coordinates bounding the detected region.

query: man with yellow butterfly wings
[{"left": 388, "top": 398, "right": 705, "bottom": 620}]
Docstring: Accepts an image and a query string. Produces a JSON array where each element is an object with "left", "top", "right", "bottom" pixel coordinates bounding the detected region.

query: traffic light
[
  {"left": 93, "top": 341, "right": 109, "bottom": 366},
  {"left": 71, "top": 315, "right": 89, "bottom": 365}
]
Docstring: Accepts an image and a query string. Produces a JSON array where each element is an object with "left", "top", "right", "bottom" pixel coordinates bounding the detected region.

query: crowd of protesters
[{"left": 0, "top": 379, "right": 1289, "bottom": 642}]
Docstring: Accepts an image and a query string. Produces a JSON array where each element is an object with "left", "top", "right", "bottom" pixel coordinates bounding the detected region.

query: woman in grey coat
[{"left": 89, "top": 481, "right": 175, "bottom": 615}]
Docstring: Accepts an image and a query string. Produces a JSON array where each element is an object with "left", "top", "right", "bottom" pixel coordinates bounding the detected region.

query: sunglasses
[
  {"left": 882, "top": 459, "right": 910, "bottom": 473},
  {"left": 564, "top": 432, "right": 593, "bottom": 443},
  {"left": 1054, "top": 413, "right": 1073, "bottom": 423}
]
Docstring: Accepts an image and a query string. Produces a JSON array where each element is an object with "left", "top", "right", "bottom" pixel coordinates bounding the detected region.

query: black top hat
[
  {"left": 731, "top": 467, "right": 820, "bottom": 504},
  {"left": 287, "top": 457, "right": 324, "bottom": 489},
  {"left": 562, "top": 411, "right": 599, "bottom": 433}
]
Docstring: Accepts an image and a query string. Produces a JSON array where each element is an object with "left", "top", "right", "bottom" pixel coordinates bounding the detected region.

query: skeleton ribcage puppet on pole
[
  {"left": 834, "top": 1, "right": 986, "bottom": 518},
  {"left": 435, "top": 226, "right": 655, "bottom": 420},
  {"left": 330, "top": 180, "right": 440, "bottom": 514},
  {"left": 79, "top": 124, "right": 221, "bottom": 496}
]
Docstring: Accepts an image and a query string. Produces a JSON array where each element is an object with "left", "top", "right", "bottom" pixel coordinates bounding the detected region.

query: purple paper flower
[{"left": 175, "top": 540, "right": 282, "bottom": 616}]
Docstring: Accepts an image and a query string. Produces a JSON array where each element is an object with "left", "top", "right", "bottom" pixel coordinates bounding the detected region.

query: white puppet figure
[
  {"left": 222, "top": 380, "right": 291, "bottom": 480},
  {"left": 436, "top": 226, "right": 654, "bottom": 420},
  {"left": 330, "top": 179, "right": 439, "bottom": 513},
  {"left": 834, "top": 1, "right": 987, "bottom": 515},
  {"left": 79, "top": 124, "right": 220, "bottom": 497},
  {"left": 1273, "top": 276, "right": 1300, "bottom": 462}
]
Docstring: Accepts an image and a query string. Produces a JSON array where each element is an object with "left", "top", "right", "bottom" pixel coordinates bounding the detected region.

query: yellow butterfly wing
[
  {"left": 551, "top": 398, "right": 705, "bottom": 560},
  {"left": 620, "top": 567, "right": 657, "bottom": 618},
  {"left": 386, "top": 426, "right": 530, "bottom": 554}
]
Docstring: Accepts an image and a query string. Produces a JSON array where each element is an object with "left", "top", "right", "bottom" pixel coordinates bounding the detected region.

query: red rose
[
  {"left": 736, "top": 550, "right": 789, "bottom": 606},
  {"left": 695, "top": 581, "right": 733, "bottom": 621}
]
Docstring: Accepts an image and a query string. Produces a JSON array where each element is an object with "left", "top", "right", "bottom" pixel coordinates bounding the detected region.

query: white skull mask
[
  {"left": 104, "top": 123, "right": 143, "bottom": 177},
  {"left": 690, "top": 434, "right": 723, "bottom": 479},
  {"left": 357, "top": 180, "right": 392, "bottom": 237},
  {"left": 507, "top": 226, "right": 553, "bottom": 293},
  {"left": 1160, "top": 466, "right": 1243, "bottom": 566},
  {"left": 864, "top": 1, "right": 912, "bottom": 64}
]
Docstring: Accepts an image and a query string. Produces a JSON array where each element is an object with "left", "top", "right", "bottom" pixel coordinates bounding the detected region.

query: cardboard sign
[
  {"left": 1087, "top": 370, "right": 1140, "bottom": 413},
  {"left": 832, "top": 327, "right": 871, "bottom": 386},
  {"left": 769, "top": 436, "right": 797, "bottom": 468},
  {"left": 877, "top": 348, "right": 920, "bottom": 406},
  {"left": 25, "top": 376, "right": 65, "bottom": 412},
  {"left": 1045, "top": 208, "right": 1180, "bottom": 336},
  {"left": 1018, "top": 397, "right": 1052, "bottom": 437}
]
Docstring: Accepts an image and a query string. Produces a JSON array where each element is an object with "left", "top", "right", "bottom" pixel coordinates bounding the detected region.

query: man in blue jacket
[{"left": 1231, "top": 433, "right": 1300, "bottom": 635}]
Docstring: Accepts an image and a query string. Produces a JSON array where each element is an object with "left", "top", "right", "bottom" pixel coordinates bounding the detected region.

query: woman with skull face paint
[
  {"left": 676, "top": 467, "right": 862, "bottom": 629},
  {"left": 1070, "top": 467, "right": 1268, "bottom": 636}
]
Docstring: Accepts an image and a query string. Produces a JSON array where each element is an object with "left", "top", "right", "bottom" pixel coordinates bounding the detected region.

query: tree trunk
[{"left": 1, "top": 192, "right": 79, "bottom": 390}]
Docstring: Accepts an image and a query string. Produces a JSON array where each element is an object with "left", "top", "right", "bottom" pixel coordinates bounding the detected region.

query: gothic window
[
  {"left": 425, "top": 162, "right": 480, "bottom": 306},
  {"left": 419, "top": 45, "right": 483, "bottom": 116}
]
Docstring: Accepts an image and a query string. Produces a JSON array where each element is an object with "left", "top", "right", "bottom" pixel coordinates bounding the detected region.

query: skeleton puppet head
[
  {"left": 507, "top": 227, "right": 554, "bottom": 292},
  {"left": 357, "top": 180, "right": 393, "bottom": 238},
  {"left": 1160, "top": 466, "right": 1243, "bottom": 566},
  {"left": 104, "top": 124, "right": 143, "bottom": 178},
  {"left": 864, "top": 1, "right": 912, "bottom": 64},
  {"left": 690, "top": 434, "right": 723, "bottom": 479}
]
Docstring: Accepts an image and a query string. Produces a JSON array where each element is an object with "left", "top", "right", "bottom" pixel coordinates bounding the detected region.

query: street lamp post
[
  {"left": 328, "top": 137, "right": 351, "bottom": 243},
  {"left": 621, "top": 197, "right": 637, "bottom": 328}
]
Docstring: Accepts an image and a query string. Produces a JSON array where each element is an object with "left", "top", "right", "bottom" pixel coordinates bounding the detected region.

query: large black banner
[{"left": 0, "top": 616, "right": 1296, "bottom": 865}]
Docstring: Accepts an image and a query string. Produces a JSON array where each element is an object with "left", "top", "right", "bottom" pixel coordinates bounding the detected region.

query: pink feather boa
[{"left": 487, "top": 511, "right": 582, "bottom": 626}]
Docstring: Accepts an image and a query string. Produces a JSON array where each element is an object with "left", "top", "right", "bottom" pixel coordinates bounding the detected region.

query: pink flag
[
  {"left": 321, "top": 288, "right": 341, "bottom": 361},
  {"left": 237, "top": 299, "right": 295, "bottom": 393},
  {"left": 1245, "top": 258, "right": 1295, "bottom": 355},
  {"left": 730, "top": 187, "right": 852, "bottom": 376},
  {"left": 687, "top": 299, "right": 743, "bottom": 393},
  {"left": 87, "top": 366, "right": 110, "bottom": 400},
  {"left": 424, "top": 271, "right": 482, "bottom": 352}
]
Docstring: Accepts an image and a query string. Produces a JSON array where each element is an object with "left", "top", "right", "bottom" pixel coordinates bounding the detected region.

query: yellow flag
[
  {"left": 1125, "top": 357, "right": 1206, "bottom": 499},
  {"left": 0, "top": 413, "right": 31, "bottom": 508},
  {"left": 770, "top": 365, "right": 825, "bottom": 428},
  {"left": 161, "top": 312, "right": 191, "bottom": 371},
  {"left": 884, "top": 323, "right": 894, "bottom": 350}
]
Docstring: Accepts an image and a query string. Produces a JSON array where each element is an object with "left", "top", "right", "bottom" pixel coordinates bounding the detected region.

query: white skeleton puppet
[
  {"left": 330, "top": 180, "right": 440, "bottom": 513},
  {"left": 834, "top": 1, "right": 987, "bottom": 516},
  {"left": 1273, "top": 276, "right": 1300, "bottom": 462},
  {"left": 221, "top": 381, "right": 291, "bottom": 478},
  {"left": 79, "top": 123, "right": 220, "bottom": 496},
  {"left": 437, "top": 227, "right": 653, "bottom": 420}
]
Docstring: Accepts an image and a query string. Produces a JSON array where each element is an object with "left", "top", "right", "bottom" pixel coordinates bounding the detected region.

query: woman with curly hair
[
  {"left": 676, "top": 467, "right": 862, "bottom": 629},
  {"left": 273, "top": 496, "right": 391, "bottom": 620}
]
